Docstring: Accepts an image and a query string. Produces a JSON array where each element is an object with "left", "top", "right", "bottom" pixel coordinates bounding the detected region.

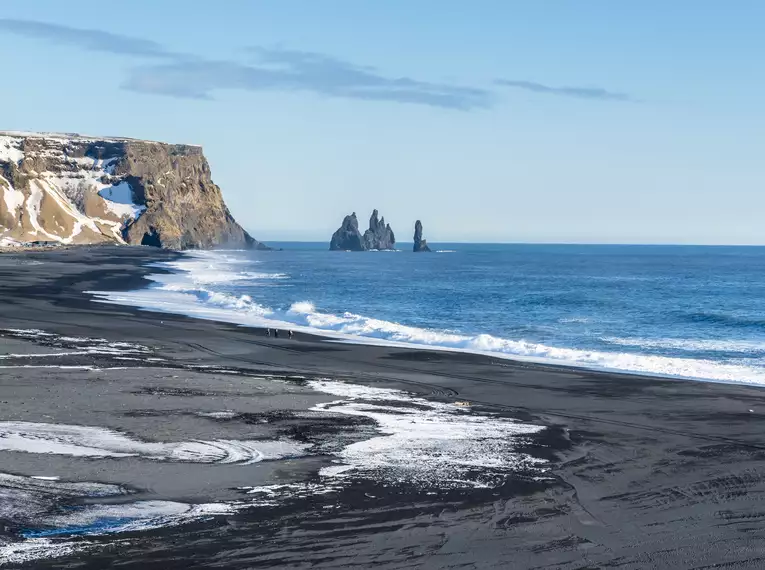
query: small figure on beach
[
  {"left": 266, "top": 328, "right": 271, "bottom": 337},
  {"left": 288, "top": 330, "right": 294, "bottom": 339},
  {"left": 274, "top": 329, "right": 280, "bottom": 338}
]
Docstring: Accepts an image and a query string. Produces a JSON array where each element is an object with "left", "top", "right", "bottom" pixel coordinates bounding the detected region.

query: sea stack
[
  {"left": 413, "top": 220, "right": 431, "bottom": 252},
  {"left": 363, "top": 209, "right": 396, "bottom": 250},
  {"left": 330, "top": 209, "right": 396, "bottom": 251},
  {"left": 329, "top": 212, "right": 364, "bottom": 251}
]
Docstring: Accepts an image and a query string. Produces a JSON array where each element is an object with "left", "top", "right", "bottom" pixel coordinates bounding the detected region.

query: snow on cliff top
[{"left": 0, "top": 131, "right": 201, "bottom": 148}]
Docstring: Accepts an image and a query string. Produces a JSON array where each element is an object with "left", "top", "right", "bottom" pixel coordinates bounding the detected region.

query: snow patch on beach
[
  {"left": 0, "top": 375, "right": 551, "bottom": 564},
  {"left": 0, "top": 538, "right": 90, "bottom": 567},
  {"left": 0, "top": 472, "right": 233, "bottom": 566},
  {"left": 0, "top": 421, "right": 308, "bottom": 464},
  {"left": 0, "top": 328, "right": 151, "bottom": 357},
  {"left": 24, "top": 500, "right": 234, "bottom": 538},
  {"left": 306, "top": 380, "right": 546, "bottom": 488}
]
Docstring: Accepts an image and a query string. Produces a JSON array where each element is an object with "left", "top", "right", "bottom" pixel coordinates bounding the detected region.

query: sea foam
[{"left": 87, "top": 251, "right": 765, "bottom": 386}]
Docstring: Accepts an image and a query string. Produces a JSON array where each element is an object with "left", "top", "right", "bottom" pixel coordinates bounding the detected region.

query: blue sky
[{"left": 1, "top": 1, "right": 763, "bottom": 244}]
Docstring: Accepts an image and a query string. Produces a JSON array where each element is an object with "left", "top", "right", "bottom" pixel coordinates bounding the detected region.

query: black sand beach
[{"left": 3, "top": 247, "right": 765, "bottom": 569}]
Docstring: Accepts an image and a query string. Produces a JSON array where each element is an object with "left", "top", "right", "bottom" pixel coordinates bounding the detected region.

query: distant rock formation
[
  {"left": 330, "top": 209, "right": 396, "bottom": 251},
  {"left": 0, "top": 131, "right": 266, "bottom": 250},
  {"left": 413, "top": 220, "right": 431, "bottom": 252},
  {"left": 330, "top": 212, "right": 364, "bottom": 251},
  {"left": 363, "top": 209, "right": 396, "bottom": 250}
]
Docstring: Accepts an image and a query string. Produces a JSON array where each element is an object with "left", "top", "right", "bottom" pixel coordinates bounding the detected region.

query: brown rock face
[
  {"left": 0, "top": 132, "right": 264, "bottom": 250},
  {"left": 118, "top": 142, "right": 262, "bottom": 250}
]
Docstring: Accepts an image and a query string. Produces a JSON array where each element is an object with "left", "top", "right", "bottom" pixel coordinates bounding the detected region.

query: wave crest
[{"left": 87, "top": 251, "right": 765, "bottom": 387}]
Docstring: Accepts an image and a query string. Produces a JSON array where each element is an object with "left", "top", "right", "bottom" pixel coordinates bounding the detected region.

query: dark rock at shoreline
[
  {"left": 362, "top": 209, "right": 396, "bottom": 250},
  {"left": 413, "top": 220, "right": 431, "bottom": 252},
  {"left": 330, "top": 212, "right": 365, "bottom": 251},
  {"left": 119, "top": 142, "right": 266, "bottom": 250}
]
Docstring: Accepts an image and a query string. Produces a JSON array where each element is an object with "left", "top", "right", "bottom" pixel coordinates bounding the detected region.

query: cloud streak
[
  {"left": 495, "top": 79, "right": 631, "bottom": 102},
  {"left": 122, "top": 48, "right": 493, "bottom": 110},
  {"left": 0, "top": 18, "right": 490, "bottom": 110},
  {"left": 0, "top": 18, "right": 176, "bottom": 58},
  {"left": 0, "top": 19, "right": 629, "bottom": 109}
]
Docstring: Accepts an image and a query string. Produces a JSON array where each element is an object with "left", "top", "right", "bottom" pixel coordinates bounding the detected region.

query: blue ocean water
[{"left": 93, "top": 243, "right": 765, "bottom": 385}]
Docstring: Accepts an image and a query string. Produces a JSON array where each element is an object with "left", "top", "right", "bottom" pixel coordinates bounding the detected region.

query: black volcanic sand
[{"left": 3, "top": 247, "right": 765, "bottom": 568}]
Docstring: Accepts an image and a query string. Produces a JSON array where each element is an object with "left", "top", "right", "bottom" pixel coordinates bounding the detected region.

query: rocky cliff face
[
  {"left": 363, "top": 210, "right": 396, "bottom": 251},
  {"left": 0, "top": 132, "right": 263, "bottom": 250},
  {"left": 413, "top": 220, "right": 431, "bottom": 252},
  {"left": 330, "top": 209, "right": 396, "bottom": 251},
  {"left": 329, "top": 212, "right": 364, "bottom": 251}
]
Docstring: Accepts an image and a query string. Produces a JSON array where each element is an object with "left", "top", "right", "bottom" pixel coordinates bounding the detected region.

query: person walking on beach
[
  {"left": 288, "top": 330, "right": 294, "bottom": 340},
  {"left": 274, "top": 329, "right": 279, "bottom": 339},
  {"left": 266, "top": 328, "right": 271, "bottom": 337}
]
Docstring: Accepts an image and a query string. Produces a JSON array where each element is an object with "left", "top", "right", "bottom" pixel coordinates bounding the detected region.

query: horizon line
[{"left": 255, "top": 239, "right": 765, "bottom": 248}]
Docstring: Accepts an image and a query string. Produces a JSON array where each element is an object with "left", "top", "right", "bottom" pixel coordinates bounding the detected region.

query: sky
[{"left": 0, "top": 1, "right": 763, "bottom": 244}]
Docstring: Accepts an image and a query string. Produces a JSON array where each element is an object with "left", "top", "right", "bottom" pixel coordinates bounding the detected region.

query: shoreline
[
  {"left": 3, "top": 247, "right": 765, "bottom": 568},
  {"left": 88, "top": 246, "right": 765, "bottom": 390}
]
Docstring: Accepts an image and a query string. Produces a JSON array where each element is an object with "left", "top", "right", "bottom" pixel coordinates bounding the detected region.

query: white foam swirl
[{"left": 0, "top": 422, "right": 307, "bottom": 464}]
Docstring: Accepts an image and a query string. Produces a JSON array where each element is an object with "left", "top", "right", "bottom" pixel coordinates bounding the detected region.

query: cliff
[
  {"left": 330, "top": 209, "right": 396, "bottom": 251},
  {"left": 413, "top": 220, "right": 431, "bottom": 252},
  {"left": 0, "top": 131, "right": 264, "bottom": 250}
]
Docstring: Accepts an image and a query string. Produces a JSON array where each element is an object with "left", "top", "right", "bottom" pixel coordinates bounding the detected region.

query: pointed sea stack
[
  {"left": 413, "top": 220, "right": 431, "bottom": 252},
  {"left": 363, "top": 209, "right": 396, "bottom": 250},
  {"left": 330, "top": 212, "right": 365, "bottom": 251},
  {"left": 330, "top": 209, "right": 397, "bottom": 251}
]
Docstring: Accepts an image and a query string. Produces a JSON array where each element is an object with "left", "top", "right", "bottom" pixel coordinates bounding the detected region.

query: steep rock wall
[{"left": 0, "top": 132, "right": 263, "bottom": 250}]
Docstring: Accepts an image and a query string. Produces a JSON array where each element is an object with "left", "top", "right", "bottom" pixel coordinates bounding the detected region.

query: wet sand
[{"left": 3, "top": 247, "right": 765, "bottom": 569}]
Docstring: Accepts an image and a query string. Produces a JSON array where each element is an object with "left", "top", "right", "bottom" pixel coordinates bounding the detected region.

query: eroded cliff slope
[{"left": 0, "top": 132, "right": 263, "bottom": 249}]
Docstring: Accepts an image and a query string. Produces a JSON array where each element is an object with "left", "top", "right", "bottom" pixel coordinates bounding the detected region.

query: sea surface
[{"left": 92, "top": 243, "right": 765, "bottom": 385}]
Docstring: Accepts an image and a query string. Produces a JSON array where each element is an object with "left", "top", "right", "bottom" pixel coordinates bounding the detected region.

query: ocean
[{"left": 92, "top": 243, "right": 765, "bottom": 386}]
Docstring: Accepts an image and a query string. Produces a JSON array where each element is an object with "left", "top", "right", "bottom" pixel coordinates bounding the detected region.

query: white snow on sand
[
  {"left": 0, "top": 421, "right": 308, "bottom": 464},
  {"left": 38, "top": 500, "right": 234, "bottom": 535},
  {"left": 0, "top": 538, "right": 90, "bottom": 567},
  {"left": 307, "top": 380, "right": 547, "bottom": 488},
  {"left": 0, "top": 472, "right": 232, "bottom": 566}
]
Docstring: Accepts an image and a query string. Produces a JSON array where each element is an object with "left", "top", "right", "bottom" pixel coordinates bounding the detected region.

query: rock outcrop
[
  {"left": 0, "top": 131, "right": 265, "bottom": 250},
  {"left": 363, "top": 210, "right": 395, "bottom": 250},
  {"left": 330, "top": 209, "right": 396, "bottom": 251},
  {"left": 329, "top": 212, "right": 364, "bottom": 251},
  {"left": 413, "top": 220, "right": 431, "bottom": 252}
]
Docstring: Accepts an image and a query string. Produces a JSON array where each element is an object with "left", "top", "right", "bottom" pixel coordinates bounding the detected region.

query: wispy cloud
[
  {"left": 0, "top": 18, "right": 490, "bottom": 110},
  {"left": 0, "top": 19, "right": 628, "bottom": 110},
  {"left": 0, "top": 18, "right": 177, "bottom": 58},
  {"left": 495, "top": 79, "right": 632, "bottom": 102},
  {"left": 122, "top": 48, "right": 493, "bottom": 110}
]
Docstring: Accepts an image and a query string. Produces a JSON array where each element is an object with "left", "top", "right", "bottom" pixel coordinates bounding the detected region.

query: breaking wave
[{"left": 87, "top": 250, "right": 765, "bottom": 386}]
